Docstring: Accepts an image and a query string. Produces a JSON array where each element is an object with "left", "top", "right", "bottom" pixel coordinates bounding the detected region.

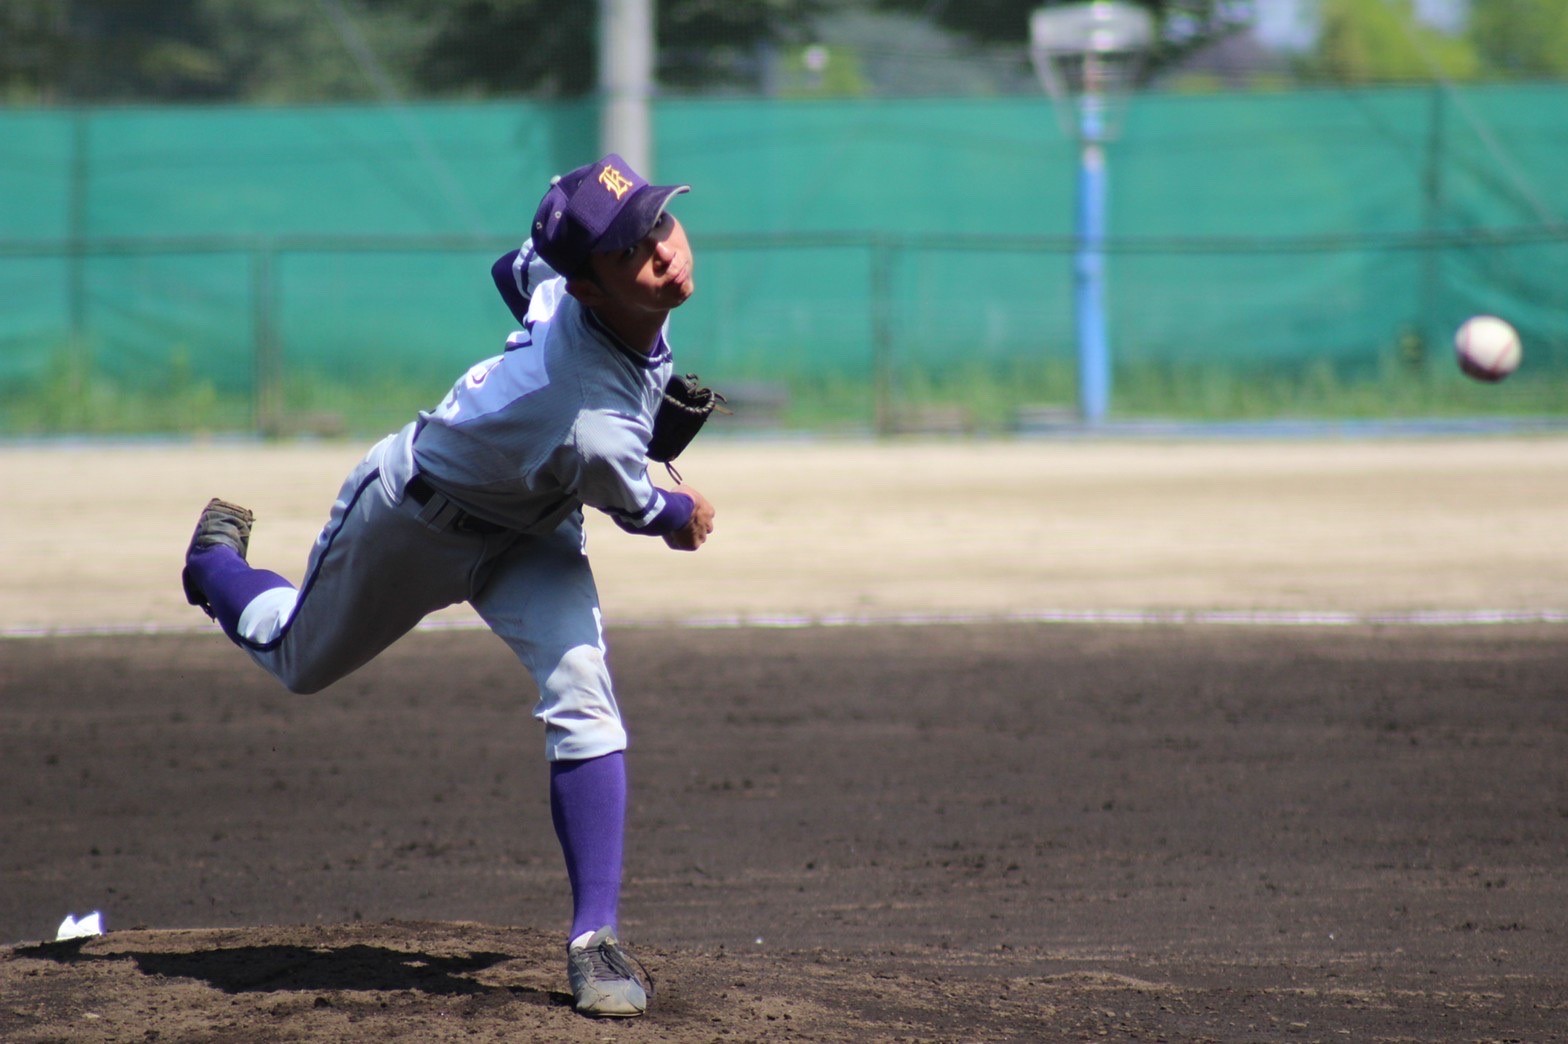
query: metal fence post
[
  {"left": 252, "top": 242, "right": 283, "bottom": 438},
  {"left": 870, "top": 236, "right": 894, "bottom": 436},
  {"left": 67, "top": 110, "right": 91, "bottom": 406}
]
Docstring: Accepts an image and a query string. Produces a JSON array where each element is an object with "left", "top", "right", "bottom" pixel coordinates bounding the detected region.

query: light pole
[
  {"left": 1076, "top": 83, "right": 1111, "bottom": 425},
  {"left": 1030, "top": 3, "right": 1152, "bottom": 426},
  {"left": 599, "top": 0, "right": 655, "bottom": 175}
]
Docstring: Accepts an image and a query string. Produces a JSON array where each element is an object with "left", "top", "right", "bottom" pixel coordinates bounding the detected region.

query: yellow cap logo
[{"left": 598, "top": 165, "right": 633, "bottom": 199}]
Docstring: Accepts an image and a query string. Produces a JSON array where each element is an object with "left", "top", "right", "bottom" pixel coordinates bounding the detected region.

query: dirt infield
[
  {"left": 4, "top": 623, "right": 1566, "bottom": 1042},
  {"left": 3, "top": 436, "right": 1567, "bottom": 633},
  {"left": 1, "top": 438, "right": 1565, "bottom": 1041}
]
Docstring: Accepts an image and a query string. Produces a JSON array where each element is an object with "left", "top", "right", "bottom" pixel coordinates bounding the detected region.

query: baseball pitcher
[{"left": 180, "top": 154, "right": 717, "bottom": 1018}]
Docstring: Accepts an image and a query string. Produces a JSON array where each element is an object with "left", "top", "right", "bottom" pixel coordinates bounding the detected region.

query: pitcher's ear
[{"left": 565, "top": 273, "right": 608, "bottom": 308}]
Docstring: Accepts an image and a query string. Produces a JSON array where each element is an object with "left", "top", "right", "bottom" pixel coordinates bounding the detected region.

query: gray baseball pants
[{"left": 231, "top": 434, "right": 628, "bottom": 761}]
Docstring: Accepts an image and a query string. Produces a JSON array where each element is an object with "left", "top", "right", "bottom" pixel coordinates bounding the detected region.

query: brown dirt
[
  {"left": 2, "top": 438, "right": 1565, "bottom": 1041},
  {"left": 3, "top": 623, "right": 1565, "bottom": 1042}
]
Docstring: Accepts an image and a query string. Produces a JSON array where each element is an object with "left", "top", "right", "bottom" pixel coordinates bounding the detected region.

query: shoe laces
[{"left": 582, "top": 937, "right": 655, "bottom": 998}]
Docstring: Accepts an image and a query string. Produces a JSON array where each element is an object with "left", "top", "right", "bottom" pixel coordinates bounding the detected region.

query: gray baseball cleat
[
  {"left": 566, "top": 926, "right": 651, "bottom": 1017},
  {"left": 181, "top": 497, "right": 255, "bottom": 613}
]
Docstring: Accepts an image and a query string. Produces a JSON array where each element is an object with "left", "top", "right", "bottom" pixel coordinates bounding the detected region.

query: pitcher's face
[{"left": 586, "top": 212, "right": 694, "bottom": 312}]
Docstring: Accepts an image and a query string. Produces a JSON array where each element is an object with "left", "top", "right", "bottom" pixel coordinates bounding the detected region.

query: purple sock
[
  {"left": 550, "top": 751, "right": 626, "bottom": 941},
  {"left": 184, "top": 544, "right": 294, "bottom": 643}
]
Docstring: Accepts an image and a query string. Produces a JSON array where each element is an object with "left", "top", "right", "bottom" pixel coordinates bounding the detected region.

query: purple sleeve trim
[
  {"left": 611, "top": 490, "right": 694, "bottom": 537},
  {"left": 492, "top": 250, "right": 530, "bottom": 325}
]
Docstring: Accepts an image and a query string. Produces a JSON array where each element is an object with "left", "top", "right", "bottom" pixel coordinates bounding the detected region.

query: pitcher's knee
[
  {"left": 536, "top": 645, "right": 625, "bottom": 761},
  {"left": 281, "top": 672, "right": 329, "bottom": 696},
  {"left": 544, "top": 717, "right": 628, "bottom": 761},
  {"left": 259, "top": 654, "right": 337, "bottom": 696}
]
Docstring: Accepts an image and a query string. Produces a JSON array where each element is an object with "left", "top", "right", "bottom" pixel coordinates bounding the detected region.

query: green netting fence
[{"left": 1, "top": 86, "right": 1564, "bottom": 436}]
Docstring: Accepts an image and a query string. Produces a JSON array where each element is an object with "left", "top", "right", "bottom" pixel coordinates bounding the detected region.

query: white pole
[{"left": 598, "top": 0, "right": 655, "bottom": 175}]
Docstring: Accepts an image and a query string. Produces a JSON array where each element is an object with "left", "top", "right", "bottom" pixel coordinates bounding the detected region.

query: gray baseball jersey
[
  {"left": 398, "top": 245, "right": 679, "bottom": 534},
  {"left": 228, "top": 242, "right": 680, "bottom": 761}
]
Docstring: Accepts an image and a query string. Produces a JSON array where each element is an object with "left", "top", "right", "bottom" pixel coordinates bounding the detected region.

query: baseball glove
[{"left": 647, "top": 372, "right": 728, "bottom": 480}]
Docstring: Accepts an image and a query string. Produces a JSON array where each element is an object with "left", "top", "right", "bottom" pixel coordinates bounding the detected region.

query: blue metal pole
[{"left": 1076, "top": 97, "right": 1109, "bottom": 424}]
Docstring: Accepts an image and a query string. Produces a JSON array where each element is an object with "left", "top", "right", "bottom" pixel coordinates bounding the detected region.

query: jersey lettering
[{"left": 434, "top": 346, "right": 550, "bottom": 425}]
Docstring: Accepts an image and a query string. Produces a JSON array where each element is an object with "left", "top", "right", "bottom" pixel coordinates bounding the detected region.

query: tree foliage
[
  {"left": 1307, "top": 0, "right": 1479, "bottom": 84},
  {"left": 1299, "top": 0, "right": 1568, "bottom": 85},
  {"left": 3, "top": 0, "right": 210, "bottom": 102},
  {"left": 0, "top": 0, "right": 827, "bottom": 104},
  {"left": 871, "top": 0, "right": 1257, "bottom": 77},
  {"left": 1469, "top": 0, "right": 1568, "bottom": 79},
  {"left": 409, "top": 1, "right": 595, "bottom": 99},
  {"left": 411, "top": 0, "right": 830, "bottom": 97},
  {"left": 3, "top": 0, "right": 1565, "bottom": 105},
  {"left": 1, "top": 0, "right": 433, "bottom": 103}
]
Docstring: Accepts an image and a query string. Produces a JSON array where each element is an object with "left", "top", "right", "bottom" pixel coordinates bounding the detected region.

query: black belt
[{"left": 405, "top": 474, "right": 508, "bottom": 535}]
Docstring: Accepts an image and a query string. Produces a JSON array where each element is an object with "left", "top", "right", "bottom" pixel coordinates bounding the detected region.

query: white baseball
[{"left": 1454, "top": 315, "right": 1522, "bottom": 383}]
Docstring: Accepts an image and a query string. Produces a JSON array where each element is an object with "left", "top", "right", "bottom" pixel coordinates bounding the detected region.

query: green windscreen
[{"left": 2, "top": 86, "right": 1563, "bottom": 434}]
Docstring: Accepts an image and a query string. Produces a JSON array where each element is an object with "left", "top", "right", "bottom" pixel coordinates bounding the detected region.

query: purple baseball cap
[{"left": 531, "top": 154, "right": 689, "bottom": 276}]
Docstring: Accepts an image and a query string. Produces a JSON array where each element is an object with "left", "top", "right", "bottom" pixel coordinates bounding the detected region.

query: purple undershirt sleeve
[
  {"left": 611, "top": 490, "right": 694, "bottom": 537},
  {"left": 491, "top": 250, "right": 530, "bottom": 325}
]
